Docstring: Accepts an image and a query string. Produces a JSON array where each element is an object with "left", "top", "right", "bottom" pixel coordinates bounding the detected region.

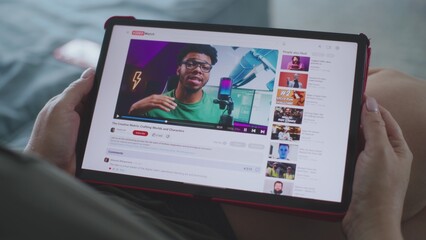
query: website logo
[{"left": 131, "top": 30, "right": 154, "bottom": 36}]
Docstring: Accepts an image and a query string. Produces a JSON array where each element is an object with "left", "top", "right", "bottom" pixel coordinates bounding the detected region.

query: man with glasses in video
[{"left": 129, "top": 44, "right": 223, "bottom": 124}]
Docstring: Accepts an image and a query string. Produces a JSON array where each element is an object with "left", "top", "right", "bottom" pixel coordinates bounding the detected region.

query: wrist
[{"left": 24, "top": 141, "right": 76, "bottom": 175}]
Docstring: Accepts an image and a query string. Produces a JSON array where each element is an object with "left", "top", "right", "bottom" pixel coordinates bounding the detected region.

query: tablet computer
[{"left": 76, "top": 16, "right": 370, "bottom": 219}]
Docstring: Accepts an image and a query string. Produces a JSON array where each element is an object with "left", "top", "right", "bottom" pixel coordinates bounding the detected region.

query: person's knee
[{"left": 370, "top": 68, "right": 424, "bottom": 85}]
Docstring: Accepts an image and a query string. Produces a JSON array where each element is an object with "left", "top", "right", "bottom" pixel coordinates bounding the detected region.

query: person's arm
[
  {"left": 342, "top": 96, "right": 413, "bottom": 240},
  {"left": 129, "top": 94, "right": 177, "bottom": 115}
]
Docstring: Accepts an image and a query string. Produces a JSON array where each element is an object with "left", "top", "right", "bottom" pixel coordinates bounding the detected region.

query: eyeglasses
[{"left": 181, "top": 60, "right": 213, "bottom": 73}]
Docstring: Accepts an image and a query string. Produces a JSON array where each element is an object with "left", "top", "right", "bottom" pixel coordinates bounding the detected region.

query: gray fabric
[{"left": 0, "top": 147, "right": 227, "bottom": 239}]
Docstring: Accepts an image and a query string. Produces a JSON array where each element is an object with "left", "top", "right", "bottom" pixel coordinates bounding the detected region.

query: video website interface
[{"left": 82, "top": 25, "right": 358, "bottom": 202}]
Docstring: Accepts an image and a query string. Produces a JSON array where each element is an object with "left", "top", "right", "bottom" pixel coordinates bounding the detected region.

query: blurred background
[
  {"left": 270, "top": 0, "right": 426, "bottom": 80},
  {"left": 0, "top": 0, "right": 425, "bottom": 149}
]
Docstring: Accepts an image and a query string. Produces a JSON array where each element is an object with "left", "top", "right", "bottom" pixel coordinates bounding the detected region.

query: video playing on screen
[{"left": 113, "top": 40, "right": 279, "bottom": 135}]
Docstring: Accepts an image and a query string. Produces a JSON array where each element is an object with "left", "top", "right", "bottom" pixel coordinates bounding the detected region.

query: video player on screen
[{"left": 129, "top": 44, "right": 223, "bottom": 124}]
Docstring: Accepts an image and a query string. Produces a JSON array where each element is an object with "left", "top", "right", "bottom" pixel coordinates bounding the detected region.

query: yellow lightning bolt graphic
[{"left": 132, "top": 71, "right": 142, "bottom": 91}]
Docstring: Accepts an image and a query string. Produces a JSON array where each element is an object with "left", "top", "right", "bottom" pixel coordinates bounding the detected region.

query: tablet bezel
[{"left": 76, "top": 17, "right": 370, "bottom": 219}]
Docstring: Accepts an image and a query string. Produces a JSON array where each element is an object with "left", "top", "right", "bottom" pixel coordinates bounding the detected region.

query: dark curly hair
[{"left": 177, "top": 44, "right": 218, "bottom": 65}]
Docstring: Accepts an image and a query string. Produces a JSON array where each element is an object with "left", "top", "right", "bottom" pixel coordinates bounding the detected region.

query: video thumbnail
[
  {"left": 273, "top": 106, "right": 303, "bottom": 124},
  {"left": 276, "top": 89, "right": 306, "bottom": 107},
  {"left": 263, "top": 177, "right": 294, "bottom": 196},
  {"left": 265, "top": 161, "right": 297, "bottom": 180},
  {"left": 278, "top": 72, "right": 308, "bottom": 89},
  {"left": 113, "top": 39, "right": 279, "bottom": 134},
  {"left": 271, "top": 124, "right": 301, "bottom": 141},
  {"left": 281, "top": 55, "right": 310, "bottom": 71},
  {"left": 269, "top": 142, "right": 298, "bottom": 161}
]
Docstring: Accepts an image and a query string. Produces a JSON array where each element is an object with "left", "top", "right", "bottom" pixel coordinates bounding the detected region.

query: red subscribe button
[{"left": 133, "top": 130, "right": 148, "bottom": 136}]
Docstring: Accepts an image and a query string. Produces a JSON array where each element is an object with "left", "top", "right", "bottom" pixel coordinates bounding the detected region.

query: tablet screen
[{"left": 78, "top": 18, "right": 368, "bottom": 214}]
